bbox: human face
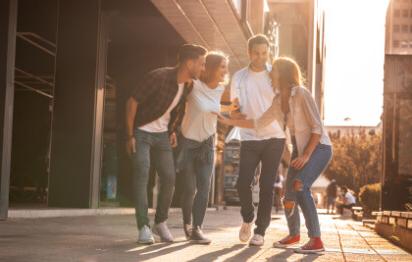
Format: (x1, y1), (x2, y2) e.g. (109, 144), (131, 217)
(248, 44), (269, 71)
(187, 55), (206, 79)
(213, 58), (229, 83)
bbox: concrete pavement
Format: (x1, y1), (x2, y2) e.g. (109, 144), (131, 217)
(0, 207), (411, 261)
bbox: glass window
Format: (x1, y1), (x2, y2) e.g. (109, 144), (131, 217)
(402, 9), (409, 17)
(392, 40), (399, 48)
(410, 25), (412, 33)
(393, 40), (400, 48)
(231, 0), (242, 17)
(402, 24), (409, 33)
(400, 40), (408, 48)
(394, 9), (401, 17)
(394, 24), (400, 32)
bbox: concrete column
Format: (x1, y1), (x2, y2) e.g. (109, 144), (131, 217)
(48, 0), (106, 208)
(0, 0), (17, 220)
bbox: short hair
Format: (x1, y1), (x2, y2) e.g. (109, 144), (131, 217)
(248, 34), (270, 51)
(177, 44), (207, 64)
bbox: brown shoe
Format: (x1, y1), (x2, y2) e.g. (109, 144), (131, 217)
(183, 224), (192, 240)
(190, 226), (211, 245)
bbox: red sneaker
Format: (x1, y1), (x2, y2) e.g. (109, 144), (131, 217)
(273, 235), (300, 248)
(294, 237), (324, 254)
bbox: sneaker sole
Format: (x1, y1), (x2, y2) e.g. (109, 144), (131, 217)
(138, 239), (155, 245)
(294, 248), (325, 254)
(190, 239), (211, 245)
(273, 241), (300, 248)
(249, 242), (264, 246)
(153, 235), (174, 243)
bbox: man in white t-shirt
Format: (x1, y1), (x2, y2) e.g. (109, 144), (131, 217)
(126, 44), (207, 244)
(337, 186), (356, 215)
(230, 35), (286, 246)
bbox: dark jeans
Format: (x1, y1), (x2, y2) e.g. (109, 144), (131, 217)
(237, 138), (285, 236)
(132, 129), (176, 229)
(177, 135), (215, 228)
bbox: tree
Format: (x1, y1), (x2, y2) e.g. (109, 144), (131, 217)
(325, 129), (382, 193)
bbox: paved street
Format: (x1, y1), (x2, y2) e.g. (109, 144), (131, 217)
(0, 208), (411, 261)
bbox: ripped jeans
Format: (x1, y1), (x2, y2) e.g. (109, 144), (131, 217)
(284, 142), (332, 238)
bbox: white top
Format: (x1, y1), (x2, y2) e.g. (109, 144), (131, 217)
(344, 192), (356, 205)
(139, 83), (184, 133)
(230, 67), (285, 141)
(181, 79), (225, 142)
(274, 174), (284, 188)
(255, 86), (332, 156)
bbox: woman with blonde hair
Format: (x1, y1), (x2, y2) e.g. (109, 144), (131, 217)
(178, 51), (234, 244)
(217, 57), (332, 253)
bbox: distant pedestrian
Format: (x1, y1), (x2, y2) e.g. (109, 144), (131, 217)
(326, 179), (338, 214)
(337, 186), (356, 215)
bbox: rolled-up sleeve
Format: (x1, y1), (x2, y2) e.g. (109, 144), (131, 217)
(254, 97), (283, 130)
(300, 89), (322, 134)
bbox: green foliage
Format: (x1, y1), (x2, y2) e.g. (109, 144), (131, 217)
(359, 183), (381, 215)
(325, 129), (382, 192)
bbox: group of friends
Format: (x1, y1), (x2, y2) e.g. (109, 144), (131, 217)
(125, 34), (333, 254)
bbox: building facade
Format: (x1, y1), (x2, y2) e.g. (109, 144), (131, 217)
(0, 0), (326, 219)
(381, 0), (412, 211)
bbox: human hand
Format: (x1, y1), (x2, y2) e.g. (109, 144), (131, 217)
(126, 137), (136, 155)
(290, 154), (310, 170)
(169, 132), (178, 148)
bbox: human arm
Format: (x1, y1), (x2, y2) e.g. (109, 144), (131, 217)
(290, 89), (323, 169)
(125, 97), (138, 155)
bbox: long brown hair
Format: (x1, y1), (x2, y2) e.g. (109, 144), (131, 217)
(272, 57), (304, 129)
(200, 51), (228, 84)
(272, 57), (303, 91)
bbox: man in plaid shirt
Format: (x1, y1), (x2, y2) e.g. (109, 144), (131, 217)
(126, 44), (207, 244)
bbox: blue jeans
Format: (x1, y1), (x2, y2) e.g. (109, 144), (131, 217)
(132, 129), (176, 229)
(237, 138), (285, 236)
(284, 143), (332, 238)
(177, 135), (215, 228)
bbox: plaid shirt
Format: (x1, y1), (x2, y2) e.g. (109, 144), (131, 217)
(131, 67), (192, 134)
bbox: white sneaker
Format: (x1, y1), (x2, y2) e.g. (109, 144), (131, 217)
(249, 234), (264, 246)
(239, 222), (253, 242)
(153, 222), (174, 242)
(138, 225), (155, 244)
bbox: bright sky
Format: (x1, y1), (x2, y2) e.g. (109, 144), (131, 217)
(323, 0), (390, 126)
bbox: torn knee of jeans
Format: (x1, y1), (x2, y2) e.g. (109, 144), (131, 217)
(293, 179), (303, 192)
(283, 200), (295, 211)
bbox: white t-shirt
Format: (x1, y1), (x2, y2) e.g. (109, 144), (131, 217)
(139, 83), (184, 133)
(181, 79), (224, 142)
(230, 67), (285, 141)
(344, 192), (356, 205)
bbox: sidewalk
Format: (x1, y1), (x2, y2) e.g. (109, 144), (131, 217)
(0, 207), (410, 261)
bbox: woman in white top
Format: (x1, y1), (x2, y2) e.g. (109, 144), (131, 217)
(217, 57), (332, 253)
(178, 51), (233, 244)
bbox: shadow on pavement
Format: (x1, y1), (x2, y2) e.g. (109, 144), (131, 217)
(223, 244), (263, 262)
(266, 248), (323, 262)
(186, 244), (245, 261)
(129, 242), (193, 261)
